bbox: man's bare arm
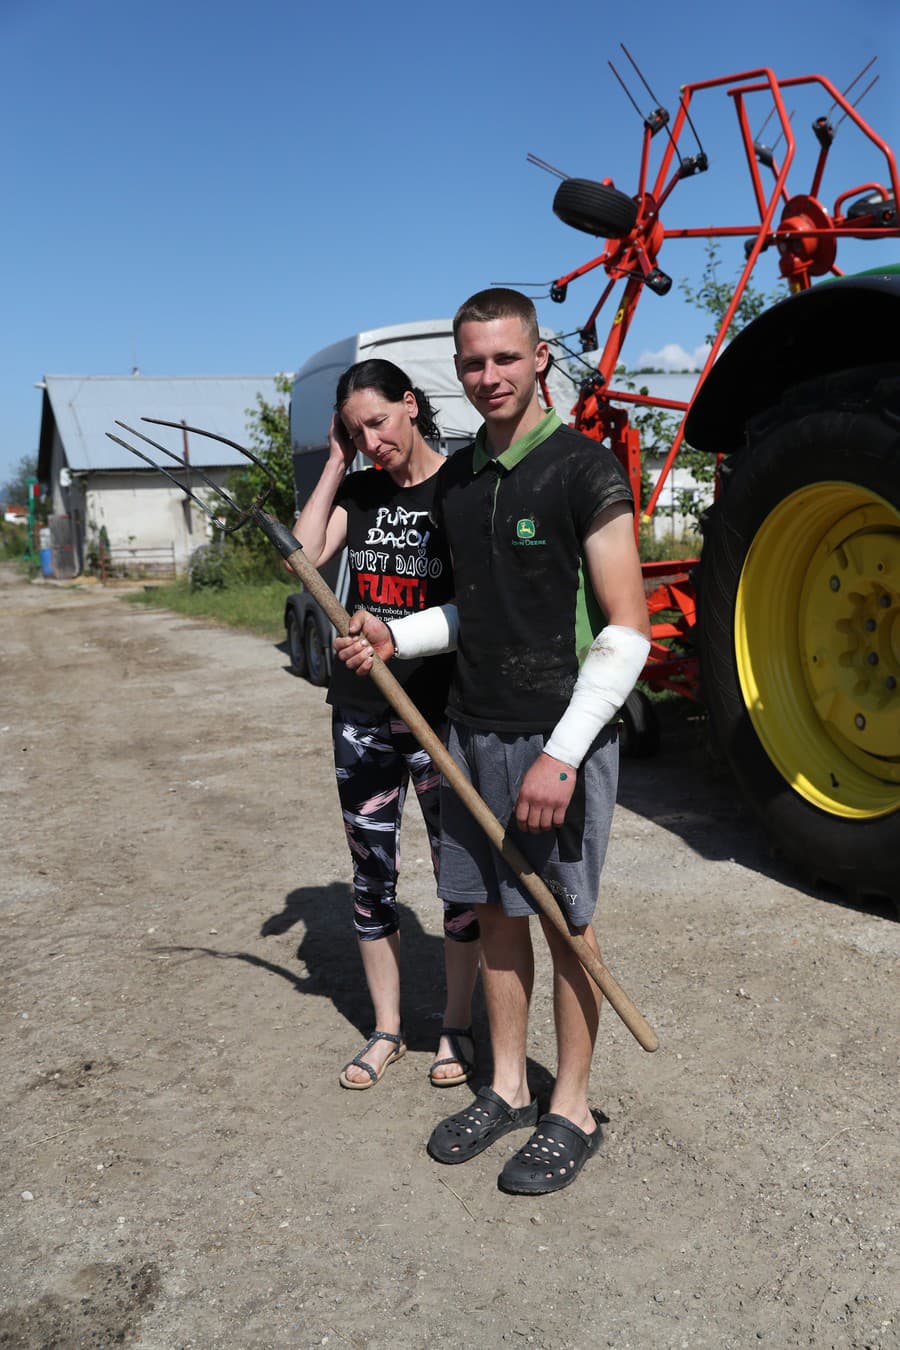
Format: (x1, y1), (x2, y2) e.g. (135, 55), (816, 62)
(514, 502), (650, 833)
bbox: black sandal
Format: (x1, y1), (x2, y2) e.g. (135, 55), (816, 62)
(428, 1026), (475, 1088)
(427, 1086), (538, 1164)
(498, 1109), (607, 1194)
(338, 1030), (406, 1090)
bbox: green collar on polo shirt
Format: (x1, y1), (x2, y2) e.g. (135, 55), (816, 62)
(472, 408), (562, 475)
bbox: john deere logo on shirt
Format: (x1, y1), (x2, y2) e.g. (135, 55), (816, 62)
(514, 517), (545, 546)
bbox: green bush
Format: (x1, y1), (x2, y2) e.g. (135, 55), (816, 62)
(0, 521), (27, 561)
(189, 538), (291, 590)
(188, 542), (228, 590)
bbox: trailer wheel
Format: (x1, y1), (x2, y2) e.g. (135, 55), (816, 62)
(552, 179), (638, 239)
(619, 687), (661, 758)
(286, 607), (307, 677)
(304, 615), (331, 688)
(697, 367), (900, 904)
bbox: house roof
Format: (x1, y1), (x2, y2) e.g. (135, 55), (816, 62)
(38, 374), (282, 475)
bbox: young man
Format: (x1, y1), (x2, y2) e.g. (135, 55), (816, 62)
(336, 288), (650, 1194)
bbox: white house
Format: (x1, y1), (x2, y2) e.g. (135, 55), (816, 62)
(37, 374), (281, 577)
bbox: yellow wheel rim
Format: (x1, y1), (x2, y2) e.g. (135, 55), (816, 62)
(735, 481), (899, 819)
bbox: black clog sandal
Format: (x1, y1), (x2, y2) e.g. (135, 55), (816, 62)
(498, 1109), (607, 1194)
(427, 1086), (538, 1163)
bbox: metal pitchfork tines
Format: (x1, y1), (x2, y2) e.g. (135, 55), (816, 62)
(107, 416), (659, 1053)
(107, 418), (276, 534)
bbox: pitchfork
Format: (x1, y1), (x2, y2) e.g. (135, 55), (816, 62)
(107, 417), (659, 1053)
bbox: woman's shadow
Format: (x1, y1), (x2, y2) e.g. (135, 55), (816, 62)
(260, 881), (448, 1051)
(259, 882), (555, 1099)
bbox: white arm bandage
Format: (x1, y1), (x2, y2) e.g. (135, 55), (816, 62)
(544, 625), (651, 769)
(386, 603), (459, 659)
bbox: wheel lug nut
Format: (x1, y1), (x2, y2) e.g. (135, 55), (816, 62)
(878, 594), (890, 608)
(865, 618), (876, 632)
(829, 576), (840, 591)
(855, 714), (866, 730)
(867, 652), (879, 665)
(887, 676), (898, 690)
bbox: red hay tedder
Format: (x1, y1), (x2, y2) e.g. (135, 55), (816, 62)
(536, 57), (899, 904)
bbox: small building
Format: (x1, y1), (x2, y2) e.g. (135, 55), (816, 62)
(37, 374), (281, 577)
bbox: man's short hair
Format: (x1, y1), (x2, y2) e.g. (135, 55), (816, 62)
(452, 287), (540, 348)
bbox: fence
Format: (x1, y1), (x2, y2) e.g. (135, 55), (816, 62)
(98, 541), (177, 582)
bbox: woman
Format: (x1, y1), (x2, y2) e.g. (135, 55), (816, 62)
(292, 359), (480, 1090)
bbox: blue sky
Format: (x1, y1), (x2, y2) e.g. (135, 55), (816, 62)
(2, 0), (898, 490)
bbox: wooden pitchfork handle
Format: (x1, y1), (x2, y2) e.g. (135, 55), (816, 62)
(261, 512), (658, 1054)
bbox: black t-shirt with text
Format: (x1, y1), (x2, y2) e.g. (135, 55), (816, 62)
(328, 465), (455, 723)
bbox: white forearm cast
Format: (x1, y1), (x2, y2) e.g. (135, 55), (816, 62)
(386, 603), (459, 659)
(544, 625), (651, 769)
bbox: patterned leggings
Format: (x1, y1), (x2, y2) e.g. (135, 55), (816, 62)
(332, 710), (479, 944)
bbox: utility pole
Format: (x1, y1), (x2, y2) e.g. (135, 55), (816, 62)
(24, 477), (39, 563)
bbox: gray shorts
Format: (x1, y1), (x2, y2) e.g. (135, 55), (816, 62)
(437, 721), (619, 924)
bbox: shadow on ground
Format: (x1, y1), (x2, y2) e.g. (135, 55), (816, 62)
(618, 698), (895, 920)
(156, 878), (559, 1100)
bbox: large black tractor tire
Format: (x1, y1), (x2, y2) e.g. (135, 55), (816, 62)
(696, 366), (900, 905)
(552, 179), (638, 239)
(619, 687), (661, 758)
(304, 614), (332, 688)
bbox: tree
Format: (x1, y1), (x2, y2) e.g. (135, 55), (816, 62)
(638, 244), (787, 533)
(217, 374), (294, 578)
(2, 453), (38, 506)
(680, 241), (784, 346)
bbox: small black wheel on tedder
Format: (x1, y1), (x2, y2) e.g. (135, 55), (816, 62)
(552, 179), (638, 238)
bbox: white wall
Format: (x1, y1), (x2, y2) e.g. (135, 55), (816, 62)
(83, 472), (224, 572)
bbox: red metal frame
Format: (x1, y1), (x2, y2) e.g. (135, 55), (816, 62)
(548, 68), (900, 696)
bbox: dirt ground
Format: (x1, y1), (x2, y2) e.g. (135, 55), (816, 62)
(1, 560), (897, 1350)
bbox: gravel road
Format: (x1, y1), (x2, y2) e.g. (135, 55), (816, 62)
(1, 563), (896, 1349)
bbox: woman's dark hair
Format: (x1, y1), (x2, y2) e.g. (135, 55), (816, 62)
(335, 359), (440, 440)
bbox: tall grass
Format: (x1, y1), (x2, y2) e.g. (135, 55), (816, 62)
(126, 578), (293, 638)
(639, 524), (701, 562)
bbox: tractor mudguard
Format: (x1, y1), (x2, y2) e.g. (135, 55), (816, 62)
(685, 271), (900, 456)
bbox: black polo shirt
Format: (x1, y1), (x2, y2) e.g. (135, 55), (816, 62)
(432, 411), (634, 733)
